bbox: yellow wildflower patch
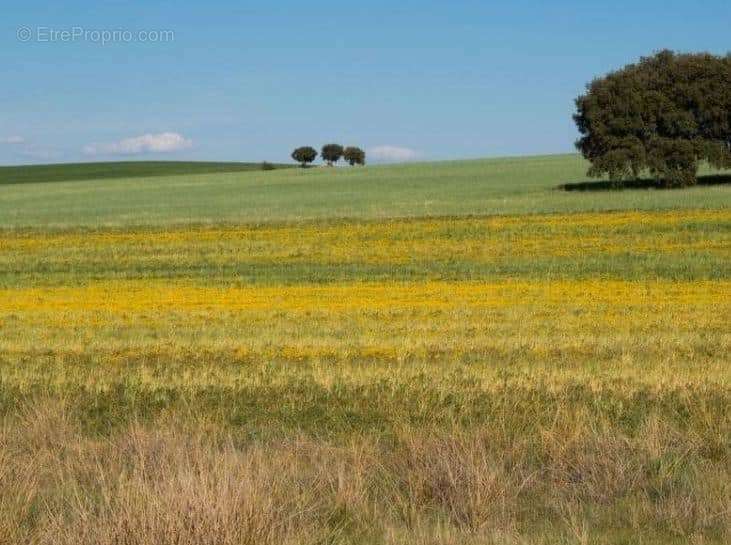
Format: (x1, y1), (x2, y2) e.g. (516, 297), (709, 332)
(2, 209), (728, 266)
(1, 279), (727, 314)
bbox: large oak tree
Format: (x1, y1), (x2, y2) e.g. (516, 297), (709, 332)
(574, 51), (731, 187)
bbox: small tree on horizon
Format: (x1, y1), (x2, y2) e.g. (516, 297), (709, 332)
(321, 144), (344, 166)
(291, 146), (318, 168)
(343, 147), (366, 166)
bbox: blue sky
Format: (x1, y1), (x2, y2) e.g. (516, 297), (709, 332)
(1, 0), (729, 165)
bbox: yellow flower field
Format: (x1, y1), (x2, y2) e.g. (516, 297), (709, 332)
(2, 209), (728, 273)
(1, 278), (727, 313)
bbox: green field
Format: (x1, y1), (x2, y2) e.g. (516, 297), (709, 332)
(1, 155), (729, 545)
(1, 154), (729, 228)
(0, 160), (290, 187)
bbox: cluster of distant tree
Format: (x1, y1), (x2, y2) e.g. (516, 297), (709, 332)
(291, 144), (366, 168)
(575, 50), (731, 188)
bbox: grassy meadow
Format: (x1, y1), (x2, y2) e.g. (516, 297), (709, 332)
(0, 155), (729, 544)
(1, 154), (729, 228)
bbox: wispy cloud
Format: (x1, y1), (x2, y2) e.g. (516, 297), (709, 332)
(83, 132), (192, 155)
(0, 136), (25, 145)
(368, 145), (421, 162)
(0, 137), (62, 163)
(18, 147), (62, 161)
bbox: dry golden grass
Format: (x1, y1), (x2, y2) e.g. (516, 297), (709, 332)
(1, 402), (728, 545)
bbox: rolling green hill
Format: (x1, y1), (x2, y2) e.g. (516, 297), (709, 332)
(0, 154), (728, 229)
(0, 160), (289, 186)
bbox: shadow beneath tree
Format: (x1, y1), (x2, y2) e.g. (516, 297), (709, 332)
(558, 174), (731, 192)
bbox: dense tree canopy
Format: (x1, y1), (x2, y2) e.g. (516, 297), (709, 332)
(321, 144), (344, 166)
(343, 146), (366, 166)
(574, 51), (731, 187)
(291, 146), (318, 167)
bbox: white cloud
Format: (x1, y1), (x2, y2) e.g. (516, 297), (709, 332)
(368, 145), (421, 162)
(83, 132), (193, 155)
(18, 148), (62, 161)
(1, 136), (25, 145)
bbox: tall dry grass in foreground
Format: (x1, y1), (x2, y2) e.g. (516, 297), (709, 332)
(1, 400), (728, 545)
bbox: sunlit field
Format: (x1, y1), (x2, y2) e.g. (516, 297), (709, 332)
(1, 156), (729, 544)
(2, 155), (729, 228)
